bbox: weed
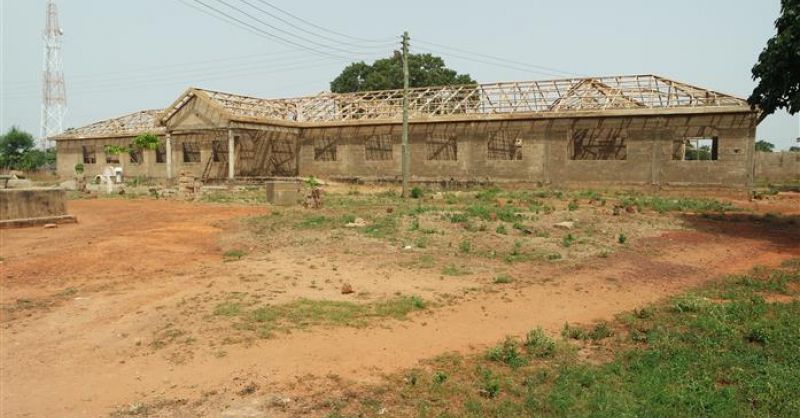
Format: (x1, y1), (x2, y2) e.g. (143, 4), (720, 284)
(296, 215), (330, 229)
(588, 321), (613, 341)
(486, 337), (527, 368)
(524, 327), (556, 358)
(546, 253), (563, 261)
(496, 224), (508, 235)
(410, 187), (424, 199)
(363, 216), (397, 238)
(618, 233), (627, 244)
(493, 274), (514, 284)
(479, 369), (501, 398)
(567, 200), (579, 211)
(442, 264), (471, 276)
(223, 249), (247, 261)
(562, 234), (575, 248)
(561, 323), (588, 340)
(673, 297), (707, 313)
(214, 302), (243, 316)
(459, 240), (472, 254)
(433, 371), (449, 384)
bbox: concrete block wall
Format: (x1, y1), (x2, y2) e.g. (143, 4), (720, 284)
(755, 151), (800, 183)
(56, 111), (759, 191)
(299, 112), (758, 190)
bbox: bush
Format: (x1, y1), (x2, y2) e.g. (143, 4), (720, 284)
(74, 163), (85, 174)
(562, 323), (588, 340)
(410, 187), (423, 199)
(525, 327), (556, 358)
(486, 337), (527, 368)
(589, 321), (613, 341)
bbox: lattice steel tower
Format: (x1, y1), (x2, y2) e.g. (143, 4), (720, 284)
(40, 0), (66, 149)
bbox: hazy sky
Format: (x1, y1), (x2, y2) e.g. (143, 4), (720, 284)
(1, 0), (798, 149)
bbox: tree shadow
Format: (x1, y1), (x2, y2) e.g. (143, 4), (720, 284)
(679, 212), (800, 252)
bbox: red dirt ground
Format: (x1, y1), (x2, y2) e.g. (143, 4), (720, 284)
(1, 197), (798, 417)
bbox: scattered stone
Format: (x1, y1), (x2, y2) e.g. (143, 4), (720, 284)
(553, 221), (574, 230)
(238, 382), (259, 396)
(495, 198), (508, 208)
(612, 206), (622, 216)
(432, 192), (444, 200)
(341, 283), (354, 294)
(43, 223), (58, 229)
(403, 245), (413, 250)
(345, 217), (368, 228)
(625, 206), (637, 214)
(386, 207), (394, 214)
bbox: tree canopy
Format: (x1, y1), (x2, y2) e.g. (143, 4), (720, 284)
(330, 52), (476, 93)
(755, 140), (776, 152)
(748, 0), (800, 119)
(0, 127), (56, 171)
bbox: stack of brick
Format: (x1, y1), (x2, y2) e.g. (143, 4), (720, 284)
(177, 172), (202, 199)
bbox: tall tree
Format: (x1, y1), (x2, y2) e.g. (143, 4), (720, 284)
(0, 126), (35, 169)
(755, 140), (776, 152)
(748, 0), (800, 119)
(331, 52), (476, 93)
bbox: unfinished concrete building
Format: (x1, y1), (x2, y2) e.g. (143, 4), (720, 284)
(54, 74), (759, 192)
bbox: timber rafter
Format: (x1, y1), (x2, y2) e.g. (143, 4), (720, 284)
(55, 74), (752, 140)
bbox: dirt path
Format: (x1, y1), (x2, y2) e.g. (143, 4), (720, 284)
(1, 200), (798, 417)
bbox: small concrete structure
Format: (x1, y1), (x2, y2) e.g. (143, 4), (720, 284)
(0, 188), (77, 228)
(265, 181), (303, 206)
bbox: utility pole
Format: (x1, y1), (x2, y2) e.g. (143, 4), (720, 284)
(41, 0), (66, 150)
(401, 31), (410, 197)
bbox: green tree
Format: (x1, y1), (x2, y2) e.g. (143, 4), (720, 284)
(0, 126), (35, 169)
(748, 0), (800, 119)
(330, 52), (476, 93)
(789, 145), (800, 152)
(755, 140), (776, 152)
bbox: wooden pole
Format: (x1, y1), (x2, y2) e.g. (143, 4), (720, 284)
(401, 31), (410, 198)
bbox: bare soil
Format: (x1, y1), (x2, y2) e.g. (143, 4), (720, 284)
(1, 192), (798, 417)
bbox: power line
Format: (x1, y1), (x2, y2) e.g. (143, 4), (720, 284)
(3, 49), (330, 93)
(415, 39), (582, 78)
(234, 0), (395, 50)
(413, 46), (573, 79)
(190, 0), (385, 59)
(184, 0), (347, 59)
(5, 58), (347, 101)
(249, 0), (396, 44)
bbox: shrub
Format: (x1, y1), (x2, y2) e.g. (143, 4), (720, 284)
(525, 327), (556, 358)
(568, 200), (579, 211)
(74, 163), (85, 174)
(561, 323), (588, 340)
(562, 234), (575, 247)
(486, 337), (527, 368)
(432, 371), (448, 384)
(589, 321), (613, 341)
(410, 187), (423, 199)
(618, 233), (627, 244)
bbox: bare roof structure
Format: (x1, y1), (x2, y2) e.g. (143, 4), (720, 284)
(56, 74), (753, 139)
(55, 109), (164, 139)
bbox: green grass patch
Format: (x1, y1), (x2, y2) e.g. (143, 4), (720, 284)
(216, 295), (429, 336)
(329, 261), (800, 417)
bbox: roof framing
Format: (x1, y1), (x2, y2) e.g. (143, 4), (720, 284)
(54, 109), (164, 140)
(56, 74), (753, 140)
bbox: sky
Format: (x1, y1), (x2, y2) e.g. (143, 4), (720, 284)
(1, 0), (798, 149)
